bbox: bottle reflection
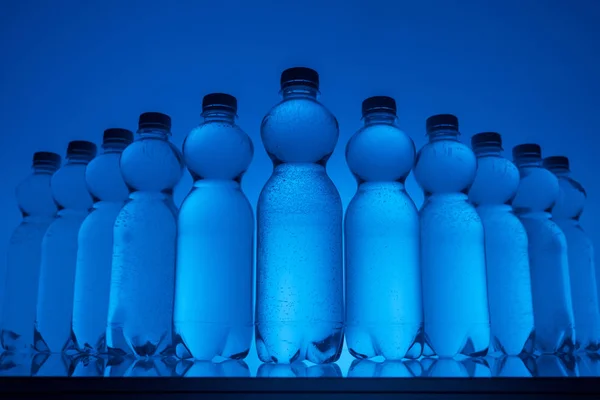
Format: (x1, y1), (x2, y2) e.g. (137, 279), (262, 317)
(0, 352), (34, 376)
(31, 353), (75, 376)
(421, 357), (490, 377)
(104, 356), (176, 377)
(348, 359), (422, 377)
(487, 355), (533, 377)
(575, 353), (600, 377)
(258, 362), (342, 377)
(175, 359), (250, 377)
(70, 354), (106, 377)
(532, 354), (578, 377)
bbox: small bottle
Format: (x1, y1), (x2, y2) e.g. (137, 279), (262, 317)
(256, 67), (344, 364)
(174, 93), (254, 360)
(107, 112), (184, 358)
(71, 128), (134, 355)
(35, 141), (97, 353)
(413, 114), (490, 358)
(512, 144), (575, 354)
(544, 155), (599, 353)
(468, 132), (535, 355)
(1, 152), (61, 352)
(344, 96), (422, 360)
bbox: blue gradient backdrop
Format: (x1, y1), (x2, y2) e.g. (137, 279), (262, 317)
(0, 0), (598, 375)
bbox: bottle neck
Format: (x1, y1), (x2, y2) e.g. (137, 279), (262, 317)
(282, 84), (318, 100)
(66, 155), (92, 165)
(202, 109), (236, 124)
(473, 145), (502, 157)
(363, 111), (396, 125)
(33, 164), (58, 174)
(548, 167), (571, 177)
(102, 141), (129, 153)
(138, 127), (170, 140)
(514, 156), (541, 168)
(427, 128), (459, 142)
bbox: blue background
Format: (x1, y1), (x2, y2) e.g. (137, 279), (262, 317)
(1, 0), (599, 375)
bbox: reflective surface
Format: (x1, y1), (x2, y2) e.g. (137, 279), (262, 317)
(0, 352), (594, 377)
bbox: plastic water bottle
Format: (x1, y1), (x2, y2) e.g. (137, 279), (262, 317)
(468, 132), (535, 355)
(71, 129), (133, 355)
(174, 93), (254, 360)
(107, 112), (184, 358)
(35, 141), (97, 353)
(1, 152), (61, 352)
(256, 67), (344, 364)
(544, 155), (599, 352)
(512, 144), (575, 354)
(344, 96), (422, 360)
(413, 114), (490, 358)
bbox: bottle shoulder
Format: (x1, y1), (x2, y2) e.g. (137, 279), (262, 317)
(346, 123), (416, 183)
(260, 98), (339, 164)
(469, 156), (520, 206)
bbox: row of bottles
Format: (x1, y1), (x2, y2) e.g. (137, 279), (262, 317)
(0, 67), (596, 365)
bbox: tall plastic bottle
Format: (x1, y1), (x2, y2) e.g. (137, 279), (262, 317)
(107, 112), (184, 359)
(256, 67), (344, 364)
(71, 129), (134, 355)
(344, 96), (422, 360)
(512, 144), (575, 354)
(174, 93), (254, 360)
(413, 114), (490, 358)
(468, 132), (535, 355)
(544, 156), (599, 352)
(35, 141), (97, 353)
(1, 152), (61, 352)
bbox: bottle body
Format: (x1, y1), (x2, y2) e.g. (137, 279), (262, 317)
(107, 124), (183, 359)
(174, 181), (254, 360)
(256, 163), (344, 364)
(477, 205), (534, 355)
(2, 160), (59, 353)
(2, 217), (53, 352)
(413, 120), (490, 358)
(519, 213), (575, 353)
(35, 210), (89, 353)
(72, 202), (124, 354)
(72, 139), (131, 355)
(35, 155), (94, 354)
(556, 219), (600, 352)
(419, 194), (490, 357)
(345, 182), (422, 360)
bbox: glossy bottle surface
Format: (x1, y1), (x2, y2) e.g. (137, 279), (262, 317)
(175, 94), (254, 361)
(413, 115), (489, 358)
(72, 129), (132, 355)
(513, 145), (575, 354)
(256, 68), (343, 364)
(1, 152), (60, 353)
(469, 133), (535, 356)
(545, 156), (599, 353)
(107, 113), (184, 359)
(345, 96), (422, 360)
(35, 142), (96, 353)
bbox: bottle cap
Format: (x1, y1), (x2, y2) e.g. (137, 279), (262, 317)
(67, 140), (97, 159)
(426, 114), (459, 133)
(543, 155), (570, 171)
(280, 67), (319, 90)
(362, 96), (397, 117)
(103, 128), (134, 145)
(138, 112), (171, 131)
(471, 132), (502, 148)
(202, 93), (238, 114)
(33, 151), (61, 169)
(512, 143), (541, 160)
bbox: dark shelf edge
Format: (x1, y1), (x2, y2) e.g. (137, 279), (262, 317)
(0, 377), (598, 394)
